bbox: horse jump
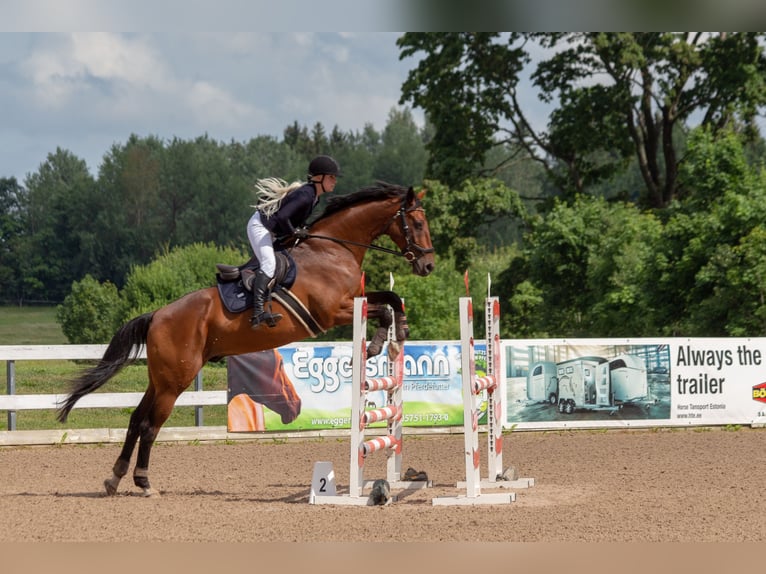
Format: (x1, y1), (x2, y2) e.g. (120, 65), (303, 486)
(310, 297), (429, 505)
(433, 296), (534, 506)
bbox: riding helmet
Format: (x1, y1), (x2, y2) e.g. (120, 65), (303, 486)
(308, 155), (341, 177)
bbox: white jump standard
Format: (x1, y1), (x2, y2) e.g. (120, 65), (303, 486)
(433, 296), (534, 506)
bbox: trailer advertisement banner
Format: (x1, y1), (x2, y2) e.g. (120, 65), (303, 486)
(226, 338), (766, 432)
(504, 338), (766, 429)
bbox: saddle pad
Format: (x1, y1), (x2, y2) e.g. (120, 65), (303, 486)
(216, 278), (253, 314)
(215, 251), (297, 314)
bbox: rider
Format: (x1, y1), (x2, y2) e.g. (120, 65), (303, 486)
(246, 154), (341, 328)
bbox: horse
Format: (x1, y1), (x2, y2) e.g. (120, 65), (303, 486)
(56, 182), (435, 496)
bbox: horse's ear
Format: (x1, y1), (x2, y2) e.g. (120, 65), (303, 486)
(406, 186), (423, 206)
(417, 188), (426, 200)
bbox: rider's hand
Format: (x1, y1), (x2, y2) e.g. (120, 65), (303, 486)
(293, 227), (309, 240)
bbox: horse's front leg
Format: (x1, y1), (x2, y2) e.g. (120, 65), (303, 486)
(365, 291), (409, 357)
(366, 304), (393, 357)
(367, 290), (409, 341)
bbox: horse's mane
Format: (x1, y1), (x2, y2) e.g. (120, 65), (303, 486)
(311, 181), (408, 225)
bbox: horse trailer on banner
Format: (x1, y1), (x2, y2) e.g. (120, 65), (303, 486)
(556, 354), (649, 414)
(555, 356), (606, 414)
(602, 353), (649, 404)
(527, 361), (559, 404)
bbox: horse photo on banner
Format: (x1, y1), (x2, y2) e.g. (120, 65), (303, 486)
(227, 349), (302, 432)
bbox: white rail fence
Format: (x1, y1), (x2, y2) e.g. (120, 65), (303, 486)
(1, 345), (226, 432)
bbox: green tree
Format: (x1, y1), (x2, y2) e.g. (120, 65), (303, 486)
(399, 33), (527, 188)
(22, 148), (98, 301)
(373, 107), (428, 186)
(172, 136), (251, 247)
(0, 177), (25, 302)
(398, 32), (766, 206)
(56, 275), (122, 343)
(424, 178), (528, 272)
(96, 135), (167, 286)
(500, 196), (662, 337)
(651, 127), (766, 336)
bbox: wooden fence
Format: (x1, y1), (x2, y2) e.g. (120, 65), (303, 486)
(1, 345), (225, 432)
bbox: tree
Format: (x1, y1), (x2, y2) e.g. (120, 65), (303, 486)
(96, 135), (167, 286)
(423, 178), (528, 272)
(119, 242), (249, 321)
(499, 195), (662, 337)
(56, 275), (122, 343)
(373, 107), (428, 186)
(0, 177), (25, 302)
(22, 148), (98, 302)
(172, 136), (251, 247)
(649, 127), (766, 336)
(398, 32), (766, 207)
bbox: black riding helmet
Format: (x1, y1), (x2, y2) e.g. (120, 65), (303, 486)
(308, 155), (341, 178)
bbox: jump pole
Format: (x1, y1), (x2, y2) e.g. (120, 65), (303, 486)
(310, 296), (429, 505)
(433, 295), (533, 506)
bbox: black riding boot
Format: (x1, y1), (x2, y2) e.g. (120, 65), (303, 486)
(250, 269), (282, 329)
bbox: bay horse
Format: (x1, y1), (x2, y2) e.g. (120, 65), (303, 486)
(57, 182), (435, 496)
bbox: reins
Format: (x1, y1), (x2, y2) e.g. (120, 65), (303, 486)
(294, 198), (435, 262)
(295, 232), (406, 257)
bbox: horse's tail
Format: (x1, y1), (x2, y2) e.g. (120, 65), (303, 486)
(56, 312), (154, 423)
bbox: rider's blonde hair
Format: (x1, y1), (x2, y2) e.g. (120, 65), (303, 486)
(253, 177), (304, 217)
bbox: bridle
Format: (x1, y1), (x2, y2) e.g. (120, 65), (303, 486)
(390, 202), (436, 262)
(294, 195), (435, 262)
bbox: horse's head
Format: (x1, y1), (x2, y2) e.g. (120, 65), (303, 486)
(385, 186), (436, 277)
(310, 182), (436, 277)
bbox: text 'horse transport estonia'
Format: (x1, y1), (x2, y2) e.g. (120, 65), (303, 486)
(57, 182), (435, 496)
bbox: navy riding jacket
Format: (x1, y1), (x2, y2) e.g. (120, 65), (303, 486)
(259, 183), (318, 236)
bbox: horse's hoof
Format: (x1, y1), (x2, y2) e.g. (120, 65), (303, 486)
(104, 478), (119, 496)
(367, 343), (382, 357)
(140, 487), (160, 498)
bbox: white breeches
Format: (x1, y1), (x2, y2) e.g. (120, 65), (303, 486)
(246, 211), (276, 277)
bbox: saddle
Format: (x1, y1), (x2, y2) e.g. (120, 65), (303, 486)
(215, 251), (325, 337)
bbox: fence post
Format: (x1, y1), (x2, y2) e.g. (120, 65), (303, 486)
(6, 360), (16, 431)
(194, 371), (203, 426)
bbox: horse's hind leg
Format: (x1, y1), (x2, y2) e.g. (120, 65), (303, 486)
(132, 390), (178, 497)
(104, 387), (156, 496)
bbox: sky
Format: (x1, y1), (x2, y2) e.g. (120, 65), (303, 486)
(0, 31), (427, 182)
(2, 2), (763, 184)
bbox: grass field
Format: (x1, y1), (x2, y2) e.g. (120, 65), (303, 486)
(0, 305), (67, 345)
(1, 306), (229, 431)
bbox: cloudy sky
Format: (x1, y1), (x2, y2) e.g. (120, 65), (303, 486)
(0, 31), (428, 182)
(3, 2), (759, 185)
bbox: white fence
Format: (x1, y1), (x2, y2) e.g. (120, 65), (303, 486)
(1, 345), (226, 432)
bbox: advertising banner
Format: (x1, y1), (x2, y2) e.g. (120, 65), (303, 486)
(227, 338), (766, 432)
(504, 338), (766, 429)
(227, 340), (489, 432)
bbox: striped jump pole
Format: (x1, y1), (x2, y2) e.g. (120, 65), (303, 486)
(433, 296), (533, 506)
